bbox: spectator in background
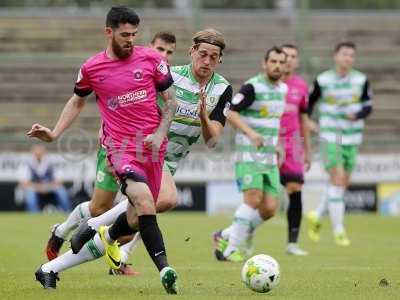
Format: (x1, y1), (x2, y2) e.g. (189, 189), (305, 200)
(19, 144), (70, 212)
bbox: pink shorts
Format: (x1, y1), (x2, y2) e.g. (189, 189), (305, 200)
(106, 149), (164, 201)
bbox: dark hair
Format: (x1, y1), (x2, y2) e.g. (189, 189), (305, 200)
(151, 31), (176, 44)
(335, 41), (356, 53)
(106, 6), (140, 29)
(264, 46), (287, 61)
(281, 43), (298, 51)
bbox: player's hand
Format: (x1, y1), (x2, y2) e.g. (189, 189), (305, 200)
(307, 119), (319, 133)
(198, 88), (208, 121)
(304, 152), (312, 172)
(249, 132), (264, 148)
(35, 183), (50, 193)
(276, 145), (285, 168)
(347, 113), (357, 121)
(143, 133), (163, 152)
(26, 123), (56, 142)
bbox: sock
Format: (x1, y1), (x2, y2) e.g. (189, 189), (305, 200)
(315, 186), (329, 220)
(138, 215), (168, 272)
(108, 212), (137, 241)
(249, 208), (264, 235)
(120, 233), (142, 263)
(55, 201), (91, 239)
(287, 191), (302, 244)
(42, 233), (104, 273)
(327, 185), (346, 234)
(221, 208), (262, 241)
(221, 226), (232, 240)
(224, 203), (256, 256)
(88, 199), (129, 230)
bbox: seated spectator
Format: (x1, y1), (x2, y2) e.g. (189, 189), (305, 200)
(19, 144), (70, 212)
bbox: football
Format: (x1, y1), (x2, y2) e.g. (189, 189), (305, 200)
(241, 254), (280, 293)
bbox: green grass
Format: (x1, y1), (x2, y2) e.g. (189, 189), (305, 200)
(0, 212), (399, 299)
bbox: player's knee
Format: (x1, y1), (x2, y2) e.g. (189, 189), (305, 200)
(334, 177), (346, 187)
(137, 198), (156, 214)
(89, 201), (112, 217)
(157, 190), (178, 213)
(286, 183), (302, 193)
(244, 190), (263, 208)
(258, 202), (277, 220)
(128, 190), (155, 214)
(331, 174), (344, 187)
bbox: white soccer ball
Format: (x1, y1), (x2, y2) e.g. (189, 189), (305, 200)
(241, 254), (280, 293)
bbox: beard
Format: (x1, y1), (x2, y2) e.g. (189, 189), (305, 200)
(112, 38), (133, 59)
(268, 71), (282, 82)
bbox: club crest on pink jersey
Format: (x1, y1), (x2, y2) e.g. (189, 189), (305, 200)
(133, 69), (143, 81)
(107, 97), (119, 111)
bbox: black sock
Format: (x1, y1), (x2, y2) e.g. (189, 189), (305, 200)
(138, 214), (168, 272)
(287, 191), (302, 244)
(108, 212), (137, 241)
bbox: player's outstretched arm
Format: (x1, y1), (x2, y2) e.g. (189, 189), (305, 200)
(144, 86), (177, 151)
(27, 94), (87, 142)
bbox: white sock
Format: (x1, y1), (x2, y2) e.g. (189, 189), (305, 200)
(221, 208), (262, 241)
(315, 186), (329, 220)
(327, 185), (346, 234)
(55, 201), (91, 239)
(221, 226), (232, 240)
(41, 233), (104, 273)
(224, 203), (256, 256)
(120, 233), (142, 263)
(87, 199), (129, 230)
(104, 227), (115, 244)
(249, 209), (264, 235)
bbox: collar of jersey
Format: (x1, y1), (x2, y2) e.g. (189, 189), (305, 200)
(332, 68), (353, 80)
(259, 73), (280, 88)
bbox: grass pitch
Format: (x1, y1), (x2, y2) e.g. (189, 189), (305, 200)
(0, 212), (399, 299)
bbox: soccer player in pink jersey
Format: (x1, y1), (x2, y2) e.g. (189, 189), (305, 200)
(28, 6), (178, 293)
(279, 44), (311, 256)
(43, 31), (177, 277)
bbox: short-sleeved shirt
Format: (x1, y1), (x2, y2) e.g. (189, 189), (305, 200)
(231, 73), (287, 168)
(164, 64), (232, 174)
(280, 74), (308, 138)
(308, 69), (372, 145)
(74, 46), (173, 156)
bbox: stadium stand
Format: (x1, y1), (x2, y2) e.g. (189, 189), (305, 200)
(0, 11), (399, 152)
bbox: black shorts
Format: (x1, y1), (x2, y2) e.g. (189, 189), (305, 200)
(280, 173), (304, 186)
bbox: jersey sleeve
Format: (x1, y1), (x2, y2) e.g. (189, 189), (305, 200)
(307, 79), (321, 116)
(355, 79), (373, 119)
(209, 85), (233, 126)
(152, 55), (174, 92)
(230, 83), (256, 112)
(73, 64), (92, 97)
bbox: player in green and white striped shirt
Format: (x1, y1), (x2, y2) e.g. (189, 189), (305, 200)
(306, 41), (373, 246)
(214, 46), (288, 262)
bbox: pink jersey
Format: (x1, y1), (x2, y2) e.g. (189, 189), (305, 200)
(74, 46), (172, 157)
(279, 74), (308, 176)
(280, 74), (308, 138)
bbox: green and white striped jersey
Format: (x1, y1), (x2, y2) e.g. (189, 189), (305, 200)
(231, 73), (287, 167)
(309, 69), (372, 145)
(164, 64), (232, 175)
